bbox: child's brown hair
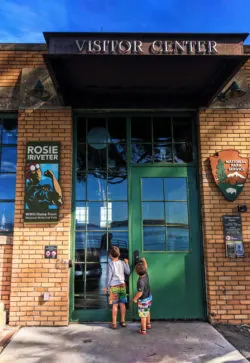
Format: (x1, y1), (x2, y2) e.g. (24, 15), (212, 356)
(110, 246), (120, 258)
(135, 260), (146, 276)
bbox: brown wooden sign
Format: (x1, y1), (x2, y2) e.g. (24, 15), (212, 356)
(210, 150), (249, 201)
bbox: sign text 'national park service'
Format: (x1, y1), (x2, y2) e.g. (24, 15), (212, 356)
(210, 150), (249, 201)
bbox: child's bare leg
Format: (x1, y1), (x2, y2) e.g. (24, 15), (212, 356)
(141, 317), (146, 331)
(119, 303), (126, 322)
(146, 312), (151, 326)
(112, 304), (118, 325)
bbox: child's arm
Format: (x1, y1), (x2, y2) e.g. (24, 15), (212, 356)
(123, 259), (130, 275)
(103, 262), (112, 293)
(141, 257), (147, 270)
(133, 291), (143, 303)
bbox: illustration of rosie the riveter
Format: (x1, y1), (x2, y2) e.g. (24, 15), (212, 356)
(25, 163), (63, 212)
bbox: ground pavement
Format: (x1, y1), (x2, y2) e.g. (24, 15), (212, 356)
(0, 322), (247, 363)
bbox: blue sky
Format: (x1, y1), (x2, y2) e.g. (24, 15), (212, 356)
(0, 0), (249, 43)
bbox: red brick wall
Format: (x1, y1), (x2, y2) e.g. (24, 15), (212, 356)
(9, 109), (72, 326)
(0, 243), (13, 314)
(199, 109), (250, 324)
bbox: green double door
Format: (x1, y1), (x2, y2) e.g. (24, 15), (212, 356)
(130, 166), (205, 319)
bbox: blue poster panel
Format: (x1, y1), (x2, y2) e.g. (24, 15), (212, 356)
(24, 142), (62, 222)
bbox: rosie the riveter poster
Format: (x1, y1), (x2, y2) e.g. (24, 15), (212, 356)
(24, 142), (63, 222)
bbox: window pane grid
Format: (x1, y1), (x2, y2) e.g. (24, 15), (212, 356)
(0, 117), (17, 234)
(75, 117), (128, 309)
(141, 177), (190, 252)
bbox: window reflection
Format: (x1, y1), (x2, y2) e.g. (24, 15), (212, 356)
(143, 226), (166, 251)
(153, 144), (172, 163)
(142, 178), (164, 201)
(0, 175), (16, 199)
(131, 117), (151, 142)
(108, 144), (127, 169)
(165, 178), (187, 201)
(132, 144), (153, 164)
(108, 178), (127, 201)
(0, 202), (14, 232)
(2, 119), (17, 144)
(165, 202), (188, 225)
(167, 227), (189, 251)
(87, 174), (107, 201)
(143, 202), (164, 225)
(0, 147), (17, 172)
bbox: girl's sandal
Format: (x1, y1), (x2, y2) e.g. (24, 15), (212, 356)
(109, 323), (117, 329)
(119, 321), (127, 327)
(138, 329), (146, 335)
(146, 324), (152, 329)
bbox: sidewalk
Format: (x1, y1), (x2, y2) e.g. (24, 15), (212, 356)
(0, 325), (19, 354)
(0, 322), (247, 363)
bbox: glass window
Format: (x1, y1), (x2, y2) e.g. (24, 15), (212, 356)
(165, 178), (187, 201)
(131, 144), (153, 164)
(142, 177), (190, 252)
(131, 117), (152, 142)
(142, 202), (164, 225)
(143, 226), (166, 251)
(153, 117), (171, 142)
(165, 202), (188, 225)
(108, 118), (126, 143)
(0, 202), (15, 232)
(87, 174), (107, 201)
(108, 178), (127, 201)
(0, 116), (17, 234)
(142, 178), (164, 201)
(167, 227), (189, 251)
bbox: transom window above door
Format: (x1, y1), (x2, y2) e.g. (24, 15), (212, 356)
(141, 177), (190, 252)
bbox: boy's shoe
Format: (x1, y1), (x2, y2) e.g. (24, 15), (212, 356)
(138, 329), (146, 335)
(146, 324), (152, 329)
(109, 323), (117, 329)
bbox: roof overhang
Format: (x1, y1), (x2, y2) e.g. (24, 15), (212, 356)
(43, 32), (249, 109)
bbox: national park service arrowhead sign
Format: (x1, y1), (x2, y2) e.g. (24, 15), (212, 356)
(210, 150), (249, 201)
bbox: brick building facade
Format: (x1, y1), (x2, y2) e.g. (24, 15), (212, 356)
(0, 33), (249, 326)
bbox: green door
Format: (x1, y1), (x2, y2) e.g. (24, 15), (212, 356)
(131, 166), (205, 319)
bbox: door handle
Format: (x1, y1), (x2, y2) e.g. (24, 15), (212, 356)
(134, 250), (140, 266)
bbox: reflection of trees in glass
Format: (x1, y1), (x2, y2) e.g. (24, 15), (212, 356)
(132, 144), (152, 164)
(77, 143), (127, 185)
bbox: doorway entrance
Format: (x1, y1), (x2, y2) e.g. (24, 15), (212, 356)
(131, 167), (205, 319)
(70, 113), (205, 321)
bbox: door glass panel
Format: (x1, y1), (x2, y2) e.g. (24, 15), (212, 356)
(75, 232), (86, 261)
(143, 226), (166, 251)
(165, 202), (188, 225)
(142, 202), (164, 225)
(141, 176), (189, 252)
(165, 178), (187, 201)
(142, 178), (164, 201)
(167, 227), (189, 251)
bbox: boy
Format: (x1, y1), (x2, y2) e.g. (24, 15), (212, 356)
(103, 246), (130, 329)
(133, 257), (152, 335)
